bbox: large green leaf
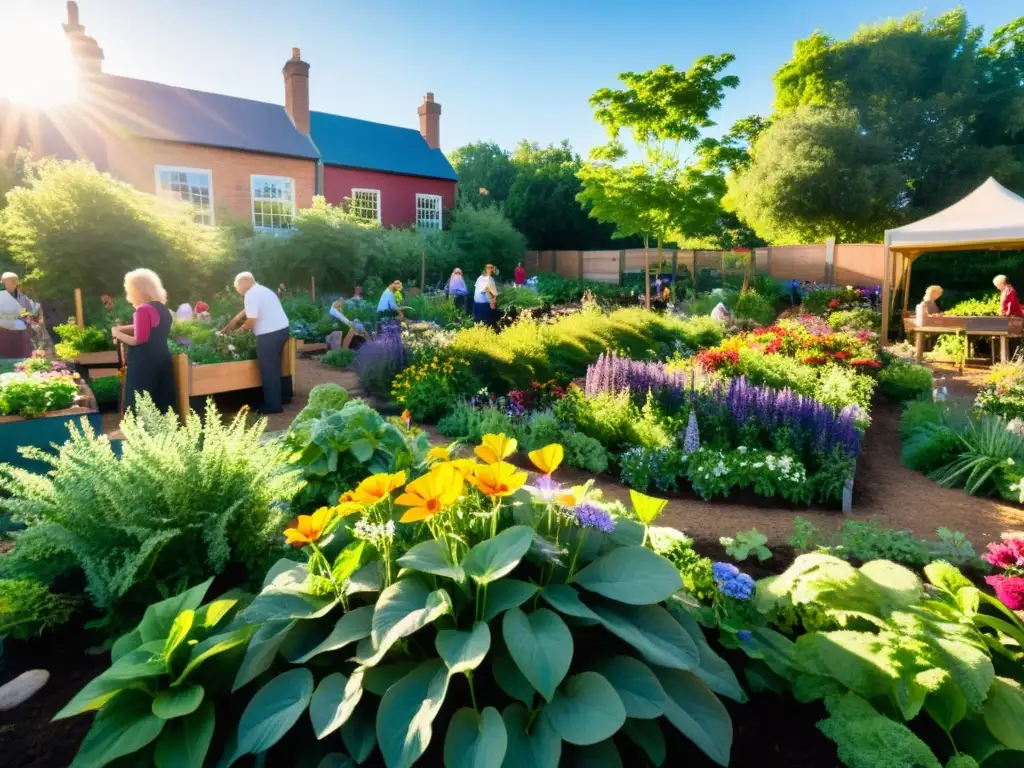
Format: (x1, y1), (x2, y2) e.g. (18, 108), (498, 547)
(591, 657), (664, 719)
(152, 684), (204, 719)
(571, 547), (681, 605)
(437, 622), (491, 675)
(503, 608), (573, 703)
(540, 585), (599, 624)
(820, 692), (942, 768)
(501, 703), (561, 768)
(318, 755), (356, 768)
(333, 540), (370, 584)
(309, 671), (364, 739)
(138, 578), (214, 644)
(294, 605), (374, 663)
(263, 558), (309, 591)
(492, 645), (536, 705)
(544, 672), (626, 746)
(225, 668), (315, 765)
(397, 539), (466, 582)
(667, 607), (747, 702)
(984, 677), (1024, 751)
(70, 690), (165, 768)
(55, 645), (168, 719)
(361, 661), (419, 696)
(359, 579), (452, 666)
(232, 620), (295, 692)
(173, 626), (255, 686)
(462, 526), (535, 585)
(111, 628), (143, 663)
(444, 706), (508, 768)
(621, 718), (665, 766)
(238, 591), (336, 624)
(924, 562), (974, 596)
(565, 741), (623, 767)
(376, 659), (451, 768)
(342, 703), (378, 764)
(589, 602), (698, 671)
(484, 580), (538, 622)
(154, 700), (215, 768)
(658, 668), (732, 766)
(932, 637), (995, 715)
(347, 561), (385, 596)
(162, 610), (194, 659)
(794, 631), (896, 701)
(194, 597), (241, 633)
(924, 675), (967, 734)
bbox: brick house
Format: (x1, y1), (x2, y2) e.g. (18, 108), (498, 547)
(0, 1), (456, 231)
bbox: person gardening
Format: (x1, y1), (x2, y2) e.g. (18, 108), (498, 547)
(915, 285), (944, 326)
(473, 264), (499, 327)
(0, 272), (40, 359)
(514, 262), (527, 286)
(376, 280), (404, 323)
(994, 275), (1024, 317)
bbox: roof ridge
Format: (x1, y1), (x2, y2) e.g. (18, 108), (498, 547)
(310, 110), (422, 135)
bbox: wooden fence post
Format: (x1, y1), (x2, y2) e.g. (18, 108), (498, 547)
(74, 288), (84, 329)
(671, 251), (678, 280)
(172, 353), (190, 425)
(577, 250), (584, 280)
(825, 237), (836, 284)
(552, 251), (558, 276)
(310, 276), (316, 301)
(619, 250), (626, 285)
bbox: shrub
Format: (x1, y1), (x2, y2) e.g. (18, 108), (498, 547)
(878, 359), (933, 402)
(515, 410), (563, 451)
(497, 285), (543, 311)
(321, 348), (354, 368)
(447, 204), (527, 278)
(900, 422), (963, 473)
(813, 364), (876, 412)
(561, 429), (610, 473)
(827, 308), (881, 332)
(734, 290), (777, 326)
(89, 375), (121, 406)
(735, 348), (818, 394)
(57, 440), (738, 768)
(391, 358), (479, 422)
(0, 578), (76, 638)
(53, 323), (114, 359)
(0, 396), (303, 630)
(533, 273), (640, 305)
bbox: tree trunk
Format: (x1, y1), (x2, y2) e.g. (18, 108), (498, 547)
(644, 236), (651, 310)
(741, 250), (753, 293)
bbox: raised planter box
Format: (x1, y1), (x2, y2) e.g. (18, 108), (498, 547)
(69, 350), (122, 381)
(171, 338), (297, 423)
(0, 380), (102, 471)
(296, 341), (328, 354)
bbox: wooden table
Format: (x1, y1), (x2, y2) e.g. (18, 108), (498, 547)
(903, 313), (1023, 366)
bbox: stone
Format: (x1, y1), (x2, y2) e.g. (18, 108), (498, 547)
(0, 669), (50, 711)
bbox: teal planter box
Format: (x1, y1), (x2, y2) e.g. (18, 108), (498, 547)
(0, 390), (101, 472)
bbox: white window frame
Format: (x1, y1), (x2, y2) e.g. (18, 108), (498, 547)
(350, 188), (382, 223)
(415, 193), (443, 230)
(250, 174), (296, 233)
(154, 165), (215, 225)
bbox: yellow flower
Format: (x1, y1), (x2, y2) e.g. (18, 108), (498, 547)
(395, 463), (464, 522)
(447, 458), (480, 478)
(474, 433), (517, 464)
(283, 506), (334, 547)
(470, 461), (528, 498)
(426, 446), (450, 464)
(528, 443), (564, 476)
(351, 471), (407, 504)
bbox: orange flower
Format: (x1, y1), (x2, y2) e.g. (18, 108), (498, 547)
(470, 461), (528, 498)
(474, 433), (517, 464)
(283, 506), (335, 547)
(395, 463), (464, 522)
(351, 471), (407, 504)
(426, 446), (450, 464)
(528, 443), (563, 475)
(402, 409), (411, 426)
(338, 490), (357, 503)
(447, 458), (480, 478)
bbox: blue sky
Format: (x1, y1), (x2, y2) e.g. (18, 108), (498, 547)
(1, 0), (1020, 157)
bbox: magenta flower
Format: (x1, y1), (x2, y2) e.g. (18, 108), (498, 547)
(985, 575), (1024, 611)
(981, 535), (1024, 572)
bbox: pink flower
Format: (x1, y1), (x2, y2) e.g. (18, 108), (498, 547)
(985, 575), (1024, 611)
(982, 535), (1024, 571)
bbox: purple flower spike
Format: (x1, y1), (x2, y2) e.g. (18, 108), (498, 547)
(571, 504), (615, 533)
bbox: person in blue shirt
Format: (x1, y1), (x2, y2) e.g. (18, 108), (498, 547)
(446, 268), (470, 312)
(376, 280), (403, 322)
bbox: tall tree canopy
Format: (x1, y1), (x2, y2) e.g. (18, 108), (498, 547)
(727, 9), (1024, 243)
(446, 141), (517, 209)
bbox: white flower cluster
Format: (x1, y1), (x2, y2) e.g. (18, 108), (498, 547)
(353, 518), (395, 542)
(648, 526), (692, 556)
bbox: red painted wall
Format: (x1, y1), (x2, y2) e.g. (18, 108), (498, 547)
(322, 166), (456, 227)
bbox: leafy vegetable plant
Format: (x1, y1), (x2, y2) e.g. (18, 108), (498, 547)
(720, 529), (772, 562)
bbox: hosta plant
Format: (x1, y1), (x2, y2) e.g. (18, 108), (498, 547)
(59, 435), (741, 767)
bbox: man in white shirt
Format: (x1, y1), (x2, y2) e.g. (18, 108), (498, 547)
(221, 272), (291, 414)
(473, 264), (499, 326)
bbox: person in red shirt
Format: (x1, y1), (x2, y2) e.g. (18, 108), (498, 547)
(994, 275), (1024, 317)
(514, 263), (527, 286)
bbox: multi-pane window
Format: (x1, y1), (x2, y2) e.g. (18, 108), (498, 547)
(416, 194), (443, 229)
(251, 175), (295, 231)
(350, 189), (381, 222)
(156, 166), (213, 225)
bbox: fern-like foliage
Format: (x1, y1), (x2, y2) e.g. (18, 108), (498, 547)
(0, 395), (304, 630)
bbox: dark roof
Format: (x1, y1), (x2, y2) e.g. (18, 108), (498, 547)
(89, 75), (319, 160)
(309, 111), (457, 181)
(0, 100), (110, 169)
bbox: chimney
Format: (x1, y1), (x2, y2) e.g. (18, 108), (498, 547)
(418, 92), (441, 150)
(283, 47), (310, 135)
(62, 1), (104, 76)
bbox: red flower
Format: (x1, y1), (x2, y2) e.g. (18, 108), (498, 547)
(803, 356), (827, 365)
(985, 575), (1024, 611)
(828, 298), (840, 309)
(834, 351), (851, 360)
(850, 359), (881, 368)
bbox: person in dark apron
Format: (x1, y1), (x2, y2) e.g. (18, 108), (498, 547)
(111, 269), (175, 415)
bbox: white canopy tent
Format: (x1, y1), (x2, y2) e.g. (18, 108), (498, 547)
(881, 178), (1024, 341)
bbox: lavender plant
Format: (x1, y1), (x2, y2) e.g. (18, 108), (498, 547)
(584, 352), (687, 398)
(354, 322), (405, 394)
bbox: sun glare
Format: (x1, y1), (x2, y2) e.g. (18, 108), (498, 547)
(0, 18), (78, 106)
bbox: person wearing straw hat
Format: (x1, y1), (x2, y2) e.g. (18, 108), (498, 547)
(0, 272), (40, 359)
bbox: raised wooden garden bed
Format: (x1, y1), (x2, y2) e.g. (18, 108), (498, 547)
(0, 380), (101, 471)
(296, 340), (328, 353)
(69, 350), (121, 380)
(171, 337), (297, 422)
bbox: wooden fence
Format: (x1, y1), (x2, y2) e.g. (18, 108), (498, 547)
(524, 241), (886, 287)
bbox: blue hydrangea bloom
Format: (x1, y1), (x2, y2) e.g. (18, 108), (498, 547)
(713, 561), (755, 601)
(737, 629), (753, 642)
(572, 504), (615, 533)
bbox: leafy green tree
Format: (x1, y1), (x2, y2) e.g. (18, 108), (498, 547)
(578, 56), (740, 306)
(729, 9), (1024, 243)
(447, 141), (517, 208)
(0, 158), (231, 303)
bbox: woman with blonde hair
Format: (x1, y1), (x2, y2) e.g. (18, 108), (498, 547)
(915, 285), (944, 326)
(112, 268), (174, 415)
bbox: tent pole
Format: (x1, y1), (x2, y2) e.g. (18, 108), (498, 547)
(881, 235), (891, 342)
(902, 258), (913, 313)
